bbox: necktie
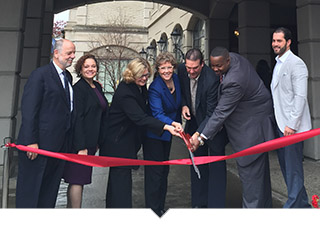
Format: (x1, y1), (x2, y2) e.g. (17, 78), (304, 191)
(220, 74), (223, 82)
(62, 71), (71, 111)
(190, 78), (197, 116)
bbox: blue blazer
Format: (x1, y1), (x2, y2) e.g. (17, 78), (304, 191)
(147, 73), (182, 141)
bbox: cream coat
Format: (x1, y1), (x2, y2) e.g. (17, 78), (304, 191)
(271, 50), (311, 133)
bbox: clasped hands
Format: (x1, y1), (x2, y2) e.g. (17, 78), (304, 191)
(164, 121), (183, 138)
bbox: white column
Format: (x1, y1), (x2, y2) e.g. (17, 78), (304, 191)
(297, 0), (320, 160)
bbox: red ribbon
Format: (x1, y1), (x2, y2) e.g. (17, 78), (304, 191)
(5, 127), (320, 167)
(312, 195), (319, 208)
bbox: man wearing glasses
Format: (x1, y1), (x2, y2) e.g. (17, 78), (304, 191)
(178, 48), (228, 208)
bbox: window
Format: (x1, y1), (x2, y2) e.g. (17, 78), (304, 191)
(90, 45), (140, 102)
(193, 20), (205, 51)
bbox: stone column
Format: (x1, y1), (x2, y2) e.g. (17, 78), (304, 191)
(16, 0), (51, 142)
(297, 0), (320, 160)
(208, 18), (230, 52)
(238, 1), (270, 67)
(0, 0), (27, 164)
(41, 0), (55, 65)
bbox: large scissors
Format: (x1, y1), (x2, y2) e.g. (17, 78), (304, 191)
(179, 131), (201, 179)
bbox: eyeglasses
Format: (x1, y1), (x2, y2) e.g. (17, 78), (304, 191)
(159, 66), (174, 71)
(140, 73), (150, 79)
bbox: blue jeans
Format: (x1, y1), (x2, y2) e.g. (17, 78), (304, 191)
(277, 127), (310, 208)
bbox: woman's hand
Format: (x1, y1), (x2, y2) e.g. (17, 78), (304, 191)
(171, 122), (183, 132)
(164, 125), (181, 138)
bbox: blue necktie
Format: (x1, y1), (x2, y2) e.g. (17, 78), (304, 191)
(62, 71), (71, 111)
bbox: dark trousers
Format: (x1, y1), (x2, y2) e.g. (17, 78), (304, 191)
(15, 134), (71, 208)
(190, 144), (209, 208)
(16, 152), (65, 208)
(276, 127), (310, 208)
(187, 118), (228, 208)
(106, 167), (132, 208)
(237, 152), (272, 208)
(207, 127), (228, 208)
(143, 138), (171, 215)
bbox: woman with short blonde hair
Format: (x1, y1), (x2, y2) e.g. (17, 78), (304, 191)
(122, 57), (152, 83)
(100, 57), (181, 209)
(143, 52), (182, 216)
(155, 52), (177, 72)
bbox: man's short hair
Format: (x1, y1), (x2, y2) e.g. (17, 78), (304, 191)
(185, 48), (203, 64)
(210, 46), (229, 59)
(273, 27), (292, 41)
(53, 39), (64, 52)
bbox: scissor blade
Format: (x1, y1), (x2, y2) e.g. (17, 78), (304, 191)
(187, 148), (201, 179)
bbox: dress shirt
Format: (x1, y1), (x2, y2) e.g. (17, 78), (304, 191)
(271, 49), (291, 94)
(52, 61), (73, 111)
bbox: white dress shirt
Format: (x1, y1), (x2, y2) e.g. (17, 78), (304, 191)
(52, 61), (74, 111)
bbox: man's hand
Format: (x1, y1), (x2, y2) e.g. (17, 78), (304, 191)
(27, 143), (39, 160)
(78, 149), (88, 155)
(284, 126), (296, 136)
(190, 132), (200, 151)
(182, 106), (191, 120)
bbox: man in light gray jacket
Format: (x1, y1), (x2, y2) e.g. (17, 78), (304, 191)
(271, 27), (311, 208)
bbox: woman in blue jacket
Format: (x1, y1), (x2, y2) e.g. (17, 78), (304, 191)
(143, 52), (182, 216)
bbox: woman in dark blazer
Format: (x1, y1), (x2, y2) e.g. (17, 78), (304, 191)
(63, 54), (109, 208)
(143, 52), (182, 216)
(99, 57), (181, 208)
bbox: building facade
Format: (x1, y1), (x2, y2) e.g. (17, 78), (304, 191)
(64, 1), (153, 101)
(63, 2), (211, 99)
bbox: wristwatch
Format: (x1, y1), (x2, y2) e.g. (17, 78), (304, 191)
(197, 136), (205, 146)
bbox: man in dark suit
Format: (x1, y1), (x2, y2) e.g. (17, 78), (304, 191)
(192, 47), (275, 208)
(16, 39), (76, 208)
(178, 48), (228, 208)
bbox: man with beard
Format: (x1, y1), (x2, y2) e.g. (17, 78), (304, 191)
(16, 39), (76, 208)
(271, 27), (311, 208)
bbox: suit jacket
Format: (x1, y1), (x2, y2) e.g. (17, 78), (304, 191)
(99, 81), (165, 160)
(202, 53), (275, 166)
(146, 73), (182, 141)
(17, 61), (73, 152)
(72, 77), (109, 152)
(178, 63), (219, 133)
(271, 50), (311, 133)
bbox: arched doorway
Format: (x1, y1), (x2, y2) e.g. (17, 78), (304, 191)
(1, 0), (319, 168)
